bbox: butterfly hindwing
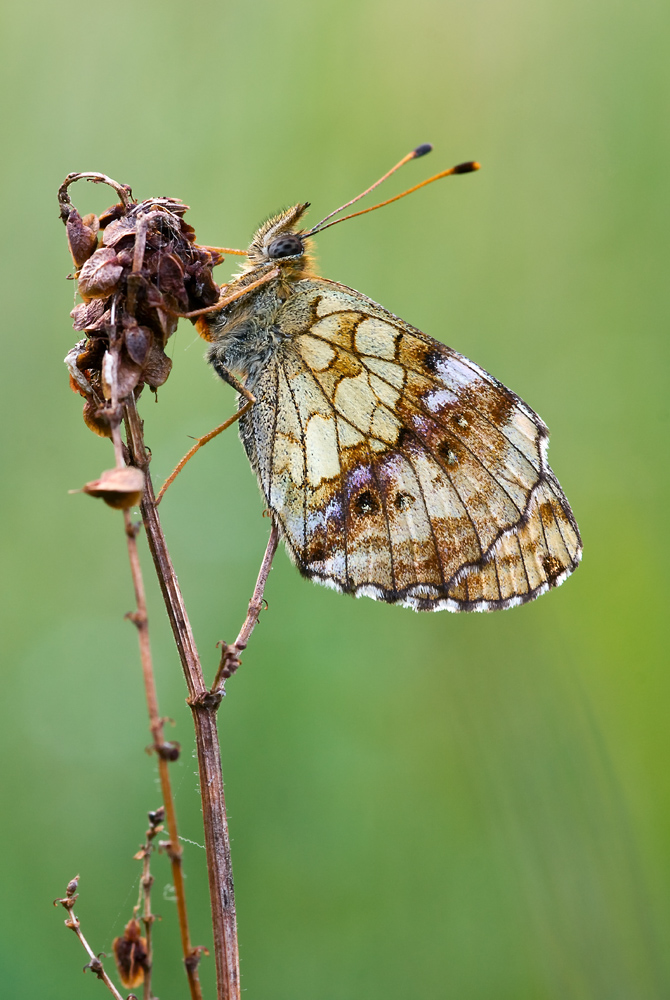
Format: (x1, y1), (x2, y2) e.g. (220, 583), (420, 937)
(238, 278), (581, 611)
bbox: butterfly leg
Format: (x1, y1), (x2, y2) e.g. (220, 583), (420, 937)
(211, 521), (280, 691)
(155, 373), (255, 506)
(167, 266), (281, 320)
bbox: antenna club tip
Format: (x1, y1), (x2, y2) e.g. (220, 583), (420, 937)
(412, 143), (433, 159)
(453, 160), (481, 174)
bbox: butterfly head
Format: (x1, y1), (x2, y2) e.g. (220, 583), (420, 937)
(246, 202), (313, 274)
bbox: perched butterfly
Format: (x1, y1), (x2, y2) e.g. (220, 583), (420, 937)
(191, 146), (581, 612)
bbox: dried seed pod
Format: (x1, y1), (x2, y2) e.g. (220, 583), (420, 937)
(82, 399), (112, 438)
(77, 247), (124, 300)
(112, 920), (149, 989)
(100, 347), (143, 402)
(80, 467), (145, 509)
(141, 343), (173, 389)
(148, 806), (166, 828)
(156, 740), (181, 761)
(154, 252), (188, 308)
(101, 214), (138, 247)
(65, 341), (94, 397)
(98, 202), (126, 228)
(123, 320), (153, 365)
(70, 299), (106, 332)
(66, 208), (99, 267)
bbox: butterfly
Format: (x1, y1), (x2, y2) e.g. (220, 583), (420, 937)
(192, 146), (581, 612)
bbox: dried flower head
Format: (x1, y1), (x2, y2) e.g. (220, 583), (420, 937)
(59, 172), (223, 435)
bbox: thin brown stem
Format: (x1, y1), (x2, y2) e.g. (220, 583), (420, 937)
(113, 418), (204, 1000)
(140, 844), (154, 1000)
(212, 522), (280, 692)
(123, 394), (241, 1000)
(234, 521), (280, 654)
(55, 881), (126, 1000)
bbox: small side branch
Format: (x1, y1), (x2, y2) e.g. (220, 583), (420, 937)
(212, 522), (280, 692)
(54, 878), (127, 1000)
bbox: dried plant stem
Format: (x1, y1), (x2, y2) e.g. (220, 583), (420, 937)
(140, 843), (154, 1000)
(55, 882), (125, 1000)
(212, 523), (279, 692)
(58, 171), (134, 220)
(123, 395), (241, 1000)
(123, 507), (204, 1000)
(111, 422), (204, 1000)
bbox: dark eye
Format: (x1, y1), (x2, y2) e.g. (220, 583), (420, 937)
(267, 234), (304, 259)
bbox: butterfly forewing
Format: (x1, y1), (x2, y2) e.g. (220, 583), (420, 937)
(235, 277), (581, 611)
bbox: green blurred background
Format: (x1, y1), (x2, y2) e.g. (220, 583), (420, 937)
(1, 1), (668, 997)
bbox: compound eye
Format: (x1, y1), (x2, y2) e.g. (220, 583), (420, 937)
(267, 234), (303, 259)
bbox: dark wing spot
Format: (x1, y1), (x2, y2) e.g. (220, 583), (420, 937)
(424, 348), (442, 374)
(394, 492), (415, 511)
(437, 439), (459, 466)
(354, 490), (380, 516)
(542, 554), (563, 580)
(539, 501), (556, 527)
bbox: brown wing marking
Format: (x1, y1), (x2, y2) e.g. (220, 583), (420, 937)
(441, 478), (581, 611)
(307, 307), (545, 478)
(374, 448), (445, 593)
(366, 442), (398, 594)
(300, 309), (583, 609)
(363, 352), (540, 513)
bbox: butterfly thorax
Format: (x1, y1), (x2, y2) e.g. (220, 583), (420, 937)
(206, 274), (295, 389)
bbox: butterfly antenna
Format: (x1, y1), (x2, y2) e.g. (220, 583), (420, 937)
(307, 160), (480, 237)
(304, 143), (434, 235)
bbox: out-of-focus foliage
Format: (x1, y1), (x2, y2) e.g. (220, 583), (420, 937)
(0, 1), (667, 997)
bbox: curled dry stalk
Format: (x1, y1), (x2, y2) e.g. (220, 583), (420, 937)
(59, 173), (278, 1000)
